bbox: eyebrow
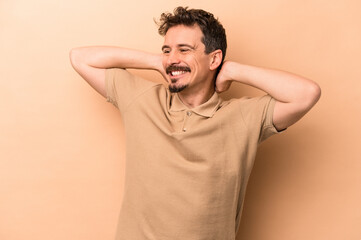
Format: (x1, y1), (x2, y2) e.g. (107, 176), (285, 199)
(161, 44), (195, 51)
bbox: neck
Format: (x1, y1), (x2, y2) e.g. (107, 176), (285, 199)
(177, 85), (215, 108)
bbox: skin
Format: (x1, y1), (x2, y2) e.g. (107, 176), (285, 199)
(69, 24), (321, 131)
(161, 24), (222, 107)
(215, 61), (321, 130)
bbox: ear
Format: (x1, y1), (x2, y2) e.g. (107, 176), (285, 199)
(209, 49), (223, 71)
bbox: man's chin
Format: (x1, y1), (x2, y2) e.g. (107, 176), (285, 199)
(169, 84), (188, 93)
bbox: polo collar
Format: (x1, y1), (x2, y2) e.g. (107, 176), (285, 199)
(168, 91), (221, 118)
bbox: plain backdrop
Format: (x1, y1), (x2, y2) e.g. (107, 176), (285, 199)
(1, 0), (360, 239)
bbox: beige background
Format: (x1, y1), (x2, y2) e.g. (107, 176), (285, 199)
(1, 0), (360, 239)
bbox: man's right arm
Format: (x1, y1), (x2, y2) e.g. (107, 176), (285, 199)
(69, 46), (165, 97)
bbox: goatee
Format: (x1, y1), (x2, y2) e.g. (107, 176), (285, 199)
(169, 84), (188, 93)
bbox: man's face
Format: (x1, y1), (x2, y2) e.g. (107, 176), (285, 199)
(162, 24), (214, 93)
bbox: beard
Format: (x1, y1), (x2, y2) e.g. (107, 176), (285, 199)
(169, 84), (188, 93)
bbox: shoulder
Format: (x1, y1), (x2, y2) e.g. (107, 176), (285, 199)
(219, 94), (276, 126)
(105, 68), (165, 111)
(219, 95), (274, 111)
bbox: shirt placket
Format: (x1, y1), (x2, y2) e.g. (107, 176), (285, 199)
(181, 110), (193, 132)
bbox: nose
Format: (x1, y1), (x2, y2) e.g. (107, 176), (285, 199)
(166, 50), (181, 65)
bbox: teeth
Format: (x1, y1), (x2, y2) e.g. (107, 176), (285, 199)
(171, 71), (186, 76)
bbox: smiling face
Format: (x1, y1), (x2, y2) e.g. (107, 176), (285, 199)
(162, 24), (217, 94)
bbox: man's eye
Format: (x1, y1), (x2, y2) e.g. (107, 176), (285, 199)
(162, 49), (170, 54)
(180, 48), (189, 52)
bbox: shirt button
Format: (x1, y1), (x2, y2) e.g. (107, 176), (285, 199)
(183, 128), (187, 132)
(186, 111), (192, 116)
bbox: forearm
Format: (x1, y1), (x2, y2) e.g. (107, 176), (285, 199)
(70, 46), (162, 71)
(69, 46), (165, 98)
(225, 61), (321, 108)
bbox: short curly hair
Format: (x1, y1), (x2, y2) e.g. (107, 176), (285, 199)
(157, 6), (227, 70)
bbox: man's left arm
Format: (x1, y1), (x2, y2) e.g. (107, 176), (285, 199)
(215, 61), (321, 131)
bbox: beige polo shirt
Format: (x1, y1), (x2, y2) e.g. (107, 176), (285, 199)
(106, 68), (279, 240)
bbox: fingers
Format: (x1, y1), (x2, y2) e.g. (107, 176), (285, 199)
(215, 84), (225, 93)
(215, 81), (231, 93)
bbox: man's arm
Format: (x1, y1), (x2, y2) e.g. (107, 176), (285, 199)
(215, 61), (321, 131)
(69, 46), (165, 97)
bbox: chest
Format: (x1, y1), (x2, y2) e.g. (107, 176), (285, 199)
(123, 99), (254, 176)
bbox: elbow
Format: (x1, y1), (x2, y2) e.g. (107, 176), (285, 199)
(309, 82), (321, 105)
(69, 47), (90, 73)
(69, 48), (81, 68)
(302, 81), (321, 111)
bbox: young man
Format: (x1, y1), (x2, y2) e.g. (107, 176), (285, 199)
(70, 6), (320, 240)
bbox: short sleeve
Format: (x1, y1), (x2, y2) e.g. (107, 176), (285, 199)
(258, 95), (280, 142)
(239, 95), (283, 143)
(105, 68), (158, 113)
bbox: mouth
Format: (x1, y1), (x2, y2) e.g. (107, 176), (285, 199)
(166, 65), (191, 79)
(169, 70), (188, 77)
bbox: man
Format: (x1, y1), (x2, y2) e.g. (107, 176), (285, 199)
(70, 6), (320, 240)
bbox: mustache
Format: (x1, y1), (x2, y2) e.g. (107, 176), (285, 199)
(165, 65), (191, 74)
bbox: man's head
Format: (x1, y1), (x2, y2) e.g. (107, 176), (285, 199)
(157, 7), (227, 93)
